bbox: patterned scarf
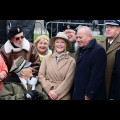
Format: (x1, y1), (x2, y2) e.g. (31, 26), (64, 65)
(56, 52), (69, 64)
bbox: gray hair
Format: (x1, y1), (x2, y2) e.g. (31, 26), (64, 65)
(77, 26), (93, 36)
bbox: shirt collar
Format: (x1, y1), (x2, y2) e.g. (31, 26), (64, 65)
(19, 77), (27, 85)
(108, 39), (114, 44)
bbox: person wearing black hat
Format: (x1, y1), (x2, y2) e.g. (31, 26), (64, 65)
(0, 56), (48, 100)
(97, 20), (120, 99)
(0, 25), (40, 77)
(9, 20), (36, 43)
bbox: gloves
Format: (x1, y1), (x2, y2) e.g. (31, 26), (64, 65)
(24, 90), (44, 100)
(34, 91), (44, 100)
(24, 90), (37, 100)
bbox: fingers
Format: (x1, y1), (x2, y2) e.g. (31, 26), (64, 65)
(49, 90), (58, 100)
(0, 73), (5, 80)
(51, 93), (58, 100)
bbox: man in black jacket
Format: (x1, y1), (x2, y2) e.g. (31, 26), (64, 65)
(72, 26), (107, 100)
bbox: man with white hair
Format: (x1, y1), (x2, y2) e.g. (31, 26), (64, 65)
(0, 25), (40, 77)
(72, 26), (107, 100)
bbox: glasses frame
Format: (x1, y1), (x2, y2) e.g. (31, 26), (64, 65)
(15, 36), (24, 41)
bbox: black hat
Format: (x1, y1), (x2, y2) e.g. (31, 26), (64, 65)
(105, 20), (120, 26)
(8, 25), (23, 40)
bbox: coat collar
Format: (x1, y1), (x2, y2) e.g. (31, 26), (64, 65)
(85, 38), (96, 49)
(4, 72), (32, 91)
(77, 39), (97, 64)
(5, 72), (21, 83)
(50, 52), (69, 80)
(51, 52), (69, 70)
(51, 52), (69, 59)
(79, 39), (96, 53)
(4, 38), (30, 54)
(100, 36), (120, 54)
(106, 36), (120, 54)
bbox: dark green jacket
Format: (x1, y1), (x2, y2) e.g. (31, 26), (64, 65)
(0, 73), (49, 100)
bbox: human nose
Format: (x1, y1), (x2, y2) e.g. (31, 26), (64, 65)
(19, 38), (23, 42)
(76, 37), (80, 42)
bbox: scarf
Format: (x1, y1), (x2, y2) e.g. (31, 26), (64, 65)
(56, 52), (69, 64)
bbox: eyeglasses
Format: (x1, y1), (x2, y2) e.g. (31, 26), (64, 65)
(15, 36), (24, 41)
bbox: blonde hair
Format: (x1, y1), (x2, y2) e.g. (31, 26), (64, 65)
(34, 35), (50, 47)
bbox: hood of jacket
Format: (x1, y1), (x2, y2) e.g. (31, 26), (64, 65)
(4, 72), (21, 84)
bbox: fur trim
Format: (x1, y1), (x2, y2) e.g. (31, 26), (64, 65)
(4, 38), (30, 54)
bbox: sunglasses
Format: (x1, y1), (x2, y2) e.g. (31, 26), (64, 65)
(16, 36), (24, 41)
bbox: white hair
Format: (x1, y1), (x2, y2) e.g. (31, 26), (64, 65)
(77, 26), (93, 36)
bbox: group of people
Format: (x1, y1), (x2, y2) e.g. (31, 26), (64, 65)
(0, 20), (120, 100)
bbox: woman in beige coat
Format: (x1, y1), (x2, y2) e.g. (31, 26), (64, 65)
(38, 32), (76, 100)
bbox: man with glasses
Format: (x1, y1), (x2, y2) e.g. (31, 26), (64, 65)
(0, 25), (40, 77)
(97, 20), (120, 99)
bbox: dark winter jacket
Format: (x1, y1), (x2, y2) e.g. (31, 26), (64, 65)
(109, 49), (120, 100)
(72, 39), (107, 100)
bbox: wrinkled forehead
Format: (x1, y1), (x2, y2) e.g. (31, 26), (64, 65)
(38, 39), (49, 44)
(21, 66), (32, 72)
(65, 29), (75, 33)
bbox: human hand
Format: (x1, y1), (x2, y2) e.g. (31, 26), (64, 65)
(34, 91), (44, 100)
(0, 73), (5, 81)
(85, 96), (91, 100)
(48, 90), (58, 100)
(24, 90), (39, 100)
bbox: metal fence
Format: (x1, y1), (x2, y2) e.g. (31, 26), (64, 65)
(4, 20), (106, 42)
(45, 21), (106, 37)
(34, 21), (43, 35)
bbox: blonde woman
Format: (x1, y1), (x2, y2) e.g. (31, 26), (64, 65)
(38, 32), (76, 100)
(34, 35), (52, 62)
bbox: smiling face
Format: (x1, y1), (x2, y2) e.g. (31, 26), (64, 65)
(65, 29), (76, 42)
(37, 39), (49, 55)
(10, 32), (24, 48)
(54, 39), (67, 54)
(76, 27), (93, 48)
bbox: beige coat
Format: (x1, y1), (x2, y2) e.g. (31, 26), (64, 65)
(97, 36), (120, 97)
(38, 52), (76, 100)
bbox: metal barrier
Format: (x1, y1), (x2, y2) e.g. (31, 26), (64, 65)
(6, 20), (43, 35)
(34, 21), (43, 35)
(45, 21), (106, 37)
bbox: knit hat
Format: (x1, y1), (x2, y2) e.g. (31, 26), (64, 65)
(10, 56), (32, 73)
(8, 25), (23, 40)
